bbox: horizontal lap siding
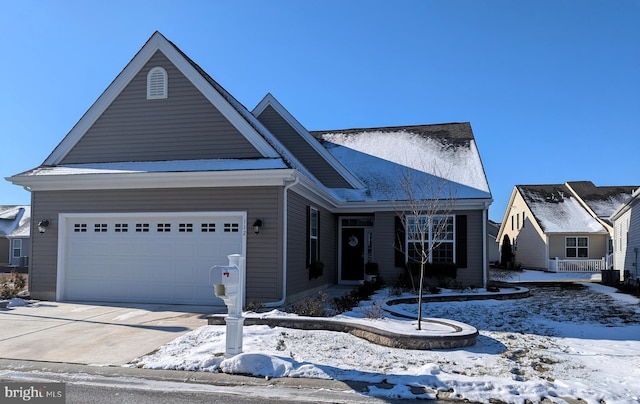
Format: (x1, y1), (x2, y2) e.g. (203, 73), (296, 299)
(286, 192), (337, 299)
(61, 51), (261, 164)
(256, 106), (352, 188)
(30, 187), (283, 302)
(375, 210), (485, 288)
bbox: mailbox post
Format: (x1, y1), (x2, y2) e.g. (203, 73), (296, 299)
(210, 254), (246, 356)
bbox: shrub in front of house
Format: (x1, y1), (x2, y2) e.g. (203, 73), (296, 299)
(1, 272), (26, 300)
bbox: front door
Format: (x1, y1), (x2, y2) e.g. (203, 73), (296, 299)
(339, 216), (375, 284)
(341, 227), (365, 281)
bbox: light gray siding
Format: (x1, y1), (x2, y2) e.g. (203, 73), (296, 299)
(623, 201), (640, 277)
(286, 192), (337, 300)
(256, 105), (353, 189)
(373, 209), (485, 288)
(61, 51), (262, 164)
(30, 187), (283, 302)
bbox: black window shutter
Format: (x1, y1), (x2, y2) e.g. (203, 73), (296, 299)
(456, 215), (467, 268)
(394, 216), (406, 267)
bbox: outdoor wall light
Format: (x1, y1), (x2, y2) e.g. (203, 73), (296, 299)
(37, 219), (50, 234)
(252, 219), (263, 234)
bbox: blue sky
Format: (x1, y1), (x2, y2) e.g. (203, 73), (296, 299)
(1, 1), (638, 222)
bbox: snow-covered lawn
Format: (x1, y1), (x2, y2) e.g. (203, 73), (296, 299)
(130, 271), (640, 403)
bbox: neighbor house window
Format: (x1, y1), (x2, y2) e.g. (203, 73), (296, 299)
(406, 215), (455, 264)
(12, 239), (22, 258)
(566, 237), (588, 258)
(147, 66), (167, 99)
(308, 207), (319, 265)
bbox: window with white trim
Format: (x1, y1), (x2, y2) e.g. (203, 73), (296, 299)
(406, 215), (455, 264)
(566, 236), (588, 258)
(309, 207), (319, 265)
(12, 239), (22, 258)
(147, 66), (167, 99)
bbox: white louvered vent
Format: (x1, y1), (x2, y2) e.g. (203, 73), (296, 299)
(147, 66), (167, 99)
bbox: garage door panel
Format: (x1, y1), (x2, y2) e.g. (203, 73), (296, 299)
(62, 213), (245, 305)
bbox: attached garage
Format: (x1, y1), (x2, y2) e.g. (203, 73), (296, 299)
(57, 212), (246, 305)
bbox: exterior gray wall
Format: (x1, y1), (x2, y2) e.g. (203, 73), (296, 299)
(0, 239), (8, 266)
(8, 237), (30, 266)
(622, 201), (640, 278)
(61, 51), (262, 164)
(256, 105), (353, 189)
(285, 191), (337, 301)
(29, 187), (283, 302)
(373, 209), (486, 288)
(613, 199), (640, 278)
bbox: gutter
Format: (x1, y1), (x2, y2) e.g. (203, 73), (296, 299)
(263, 175), (300, 308)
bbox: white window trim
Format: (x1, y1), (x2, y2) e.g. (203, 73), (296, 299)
(309, 207), (319, 264)
(405, 214), (455, 264)
(565, 236), (589, 258)
(147, 66), (168, 99)
(12, 239), (22, 258)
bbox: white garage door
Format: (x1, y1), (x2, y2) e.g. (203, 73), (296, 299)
(58, 212), (245, 305)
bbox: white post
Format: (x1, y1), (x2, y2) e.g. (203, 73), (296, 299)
(224, 254), (245, 356)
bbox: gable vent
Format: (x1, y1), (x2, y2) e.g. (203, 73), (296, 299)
(147, 66), (168, 99)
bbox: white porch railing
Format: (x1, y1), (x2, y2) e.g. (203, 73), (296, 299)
(548, 257), (607, 273)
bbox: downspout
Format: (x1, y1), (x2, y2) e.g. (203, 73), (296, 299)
(263, 175), (299, 308)
(482, 206), (488, 288)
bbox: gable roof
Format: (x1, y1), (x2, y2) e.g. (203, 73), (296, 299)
(517, 184), (608, 233)
(44, 31), (281, 165)
(0, 205), (29, 237)
(311, 123), (492, 202)
(253, 93), (364, 189)
(7, 33), (493, 211)
(565, 181), (637, 225)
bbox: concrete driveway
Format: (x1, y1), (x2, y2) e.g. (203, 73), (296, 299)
(0, 301), (224, 366)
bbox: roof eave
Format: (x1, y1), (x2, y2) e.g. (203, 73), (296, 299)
(7, 169), (297, 191)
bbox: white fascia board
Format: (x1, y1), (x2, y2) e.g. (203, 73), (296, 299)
(9, 169), (297, 191)
(45, 33), (279, 165)
(333, 198), (493, 214)
(289, 174), (493, 213)
(253, 94), (365, 189)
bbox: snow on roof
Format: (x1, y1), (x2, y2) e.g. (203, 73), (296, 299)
(519, 186), (606, 233)
(21, 158), (288, 176)
(315, 125), (491, 201)
(566, 182), (637, 222)
(0, 205), (29, 237)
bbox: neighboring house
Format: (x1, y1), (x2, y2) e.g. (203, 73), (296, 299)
(497, 181), (637, 271)
(0, 205), (30, 268)
(610, 187), (640, 286)
(487, 220), (500, 265)
(6, 32), (492, 306)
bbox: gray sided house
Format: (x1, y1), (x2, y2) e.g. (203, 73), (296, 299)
(497, 181), (636, 271)
(610, 187), (640, 285)
(6, 32), (492, 306)
(0, 205), (30, 268)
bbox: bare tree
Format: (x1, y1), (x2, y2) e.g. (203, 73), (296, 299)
(394, 166), (456, 330)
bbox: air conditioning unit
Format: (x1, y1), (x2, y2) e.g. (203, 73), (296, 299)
(19, 256), (29, 267)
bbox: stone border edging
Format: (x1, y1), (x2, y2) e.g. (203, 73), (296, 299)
(208, 314), (478, 350)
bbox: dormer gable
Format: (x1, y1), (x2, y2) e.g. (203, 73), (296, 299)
(252, 93), (363, 189)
